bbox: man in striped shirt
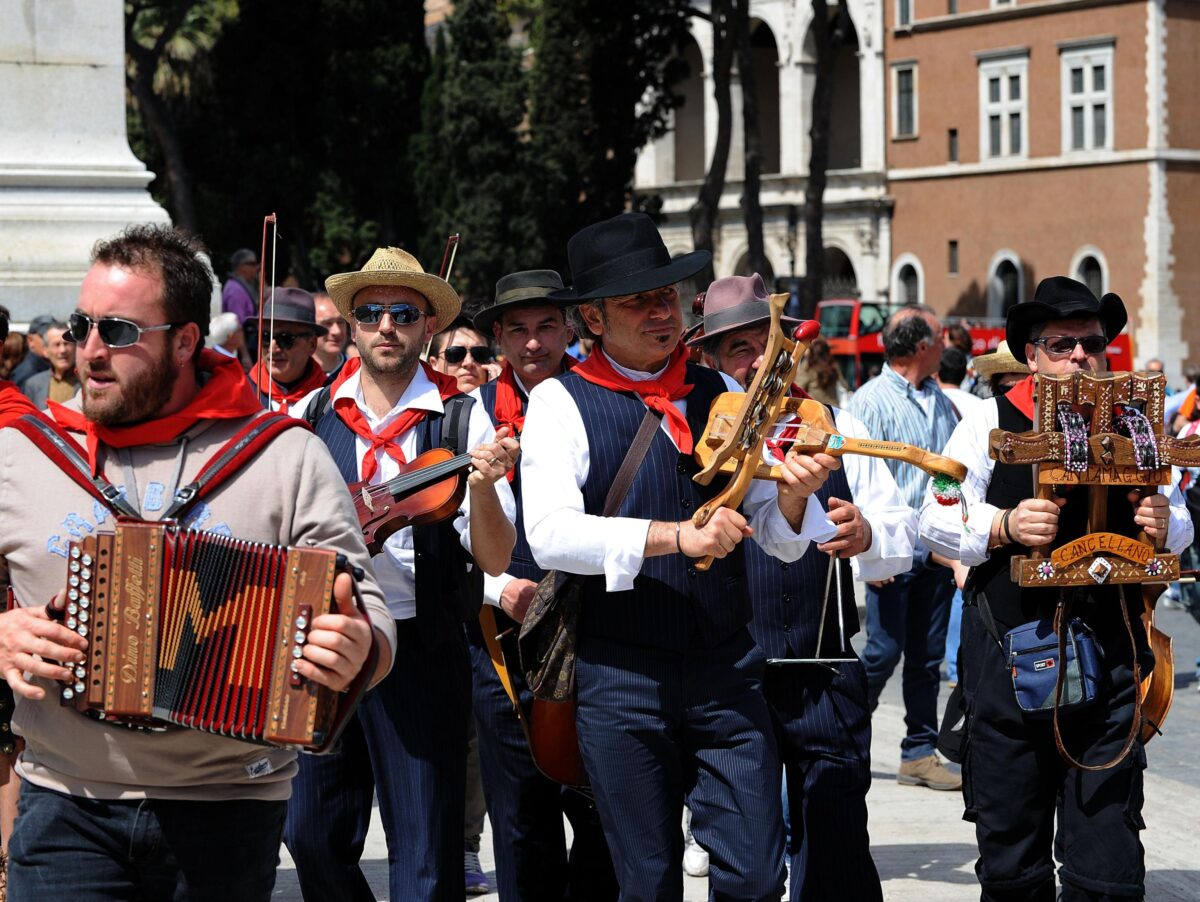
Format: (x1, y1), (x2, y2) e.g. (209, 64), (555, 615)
(847, 305), (961, 791)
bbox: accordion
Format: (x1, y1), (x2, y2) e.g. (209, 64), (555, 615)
(58, 521), (349, 752)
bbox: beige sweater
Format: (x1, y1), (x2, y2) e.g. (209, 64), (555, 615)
(0, 407), (395, 801)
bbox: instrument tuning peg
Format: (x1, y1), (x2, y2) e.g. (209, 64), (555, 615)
(692, 291), (706, 317)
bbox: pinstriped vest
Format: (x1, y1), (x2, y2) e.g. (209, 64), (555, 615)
(744, 462), (855, 659)
(559, 364), (750, 651)
(313, 404), (481, 640)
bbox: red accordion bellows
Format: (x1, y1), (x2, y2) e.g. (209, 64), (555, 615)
(60, 522), (341, 751)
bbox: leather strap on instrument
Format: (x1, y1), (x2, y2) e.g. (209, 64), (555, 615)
(606, 407), (665, 517)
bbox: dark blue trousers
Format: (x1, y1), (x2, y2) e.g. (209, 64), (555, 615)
(284, 620), (470, 902)
(8, 782), (285, 901)
(575, 629), (785, 902)
(764, 659), (882, 902)
(862, 554), (955, 760)
(467, 619), (617, 902)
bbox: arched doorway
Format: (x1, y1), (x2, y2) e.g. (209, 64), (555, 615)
(674, 34), (706, 182)
(823, 247), (858, 298)
(897, 264), (919, 305)
(750, 20), (781, 174)
(988, 254), (1023, 317)
(1076, 254), (1103, 298)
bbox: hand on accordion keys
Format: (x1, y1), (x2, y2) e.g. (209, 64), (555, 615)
(0, 592), (88, 701)
(293, 570), (380, 693)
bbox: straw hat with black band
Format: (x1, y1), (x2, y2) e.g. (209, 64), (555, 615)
(325, 247), (461, 325)
(547, 212), (710, 304)
(972, 340), (1029, 380)
(474, 270), (565, 334)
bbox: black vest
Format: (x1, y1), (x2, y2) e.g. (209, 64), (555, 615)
(559, 364), (751, 651)
(970, 393), (1145, 653)
(313, 400), (481, 641)
(744, 462), (855, 659)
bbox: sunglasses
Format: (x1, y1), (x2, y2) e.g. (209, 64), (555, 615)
(66, 312), (176, 349)
(440, 345), (493, 365)
(258, 330), (314, 351)
(1032, 335), (1108, 357)
(350, 303), (428, 326)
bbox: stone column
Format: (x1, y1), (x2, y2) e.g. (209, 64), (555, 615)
(0, 0), (169, 321)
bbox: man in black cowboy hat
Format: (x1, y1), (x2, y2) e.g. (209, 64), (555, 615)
(919, 277), (1193, 901)
(688, 273), (914, 901)
(519, 212), (844, 900)
(466, 269), (617, 901)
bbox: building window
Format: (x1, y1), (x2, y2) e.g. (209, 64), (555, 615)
(949, 241), (959, 275)
(987, 253), (1024, 317)
(978, 53), (1028, 159)
(892, 63), (917, 138)
(899, 265), (919, 304)
(1061, 42), (1114, 153)
(948, 128), (958, 161)
(1077, 255), (1104, 297)
(898, 0), (911, 27)
(948, 0), (957, 13)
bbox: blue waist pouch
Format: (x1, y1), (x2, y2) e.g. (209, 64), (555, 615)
(1002, 617), (1103, 717)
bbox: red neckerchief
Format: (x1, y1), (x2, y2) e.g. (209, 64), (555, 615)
(1004, 375), (1036, 421)
(765, 383), (813, 459)
(574, 343), (695, 453)
(329, 356), (461, 483)
(0, 380), (37, 427)
(493, 357), (575, 481)
(249, 357), (327, 414)
(48, 349), (262, 476)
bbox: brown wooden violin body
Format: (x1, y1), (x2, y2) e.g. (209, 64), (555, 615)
(1139, 583), (1174, 744)
(696, 394), (968, 483)
(350, 448), (472, 555)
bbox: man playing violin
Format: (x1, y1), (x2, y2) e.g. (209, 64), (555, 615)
(919, 277), (1193, 902)
(285, 247), (518, 902)
(519, 212), (845, 901)
(0, 225), (394, 900)
(467, 269), (616, 902)
(688, 273), (914, 901)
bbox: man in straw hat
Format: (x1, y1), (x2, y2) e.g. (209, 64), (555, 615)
(919, 277), (1192, 901)
(687, 273), (914, 900)
(283, 247), (519, 902)
(519, 212), (848, 899)
(464, 269), (617, 900)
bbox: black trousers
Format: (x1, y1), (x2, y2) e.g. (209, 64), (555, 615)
(960, 605), (1147, 901)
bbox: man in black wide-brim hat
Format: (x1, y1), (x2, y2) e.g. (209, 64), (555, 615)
(919, 276), (1193, 901)
(519, 212), (845, 899)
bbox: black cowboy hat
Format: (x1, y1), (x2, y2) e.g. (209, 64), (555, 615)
(1005, 276), (1127, 356)
(474, 270), (565, 333)
(548, 212), (711, 303)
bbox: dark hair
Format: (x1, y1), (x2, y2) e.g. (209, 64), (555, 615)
(429, 315), (488, 358)
(92, 224), (212, 360)
(805, 338), (841, 390)
(0, 303), (8, 342)
(882, 308), (934, 361)
(946, 323), (971, 354)
(939, 346), (968, 385)
(567, 301), (606, 343)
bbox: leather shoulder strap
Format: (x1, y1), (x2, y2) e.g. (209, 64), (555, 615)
(602, 408), (662, 517)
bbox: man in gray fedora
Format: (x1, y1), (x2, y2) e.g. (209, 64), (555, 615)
(244, 287), (329, 413)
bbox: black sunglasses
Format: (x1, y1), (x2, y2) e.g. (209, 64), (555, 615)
(440, 345), (493, 365)
(66, 312), (175, 349)
(350, 303), (428, 326)
(258, 329), (314, 351)
(1032, 335), (1108, 356)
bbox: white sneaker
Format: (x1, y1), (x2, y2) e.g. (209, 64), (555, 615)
(682, 827), (710, 878)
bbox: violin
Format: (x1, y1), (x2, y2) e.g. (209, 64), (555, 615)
(696, 394), (968, 484)
(350, 449), (473, 555)
(1139, 583), (1174, 743)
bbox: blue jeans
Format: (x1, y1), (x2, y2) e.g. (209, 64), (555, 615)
(945, 587), (965, 683)
(862, 555), (955, 761)
(8, 781), (285, 901)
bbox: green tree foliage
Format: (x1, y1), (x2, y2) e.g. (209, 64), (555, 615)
(529, 0), (690, 275)
(417, 0), (540, 298)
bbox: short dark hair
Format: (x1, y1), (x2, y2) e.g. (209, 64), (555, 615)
(946, 323), (971, 354)
(566, 301), (606, 343)
(429, 315), (488, 358)
(882, 308), (934, 361)
(92, 224), (212, 359)
(939, 346), (968, 385)
(0, 304), (8, 342)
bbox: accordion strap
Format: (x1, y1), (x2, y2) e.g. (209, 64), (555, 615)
(10, 411), (307, 521)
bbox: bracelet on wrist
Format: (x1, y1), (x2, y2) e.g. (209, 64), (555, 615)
(676, 521), (686, 557)
(1001, 508), (1015, 544)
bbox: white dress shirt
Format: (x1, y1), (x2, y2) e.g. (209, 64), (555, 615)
(295, 366), (516, 619)
(519, 350), (839, 593)
(918, 397), (1194, 567)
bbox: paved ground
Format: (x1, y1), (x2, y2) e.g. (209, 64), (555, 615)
(273, 598), (1200, 900)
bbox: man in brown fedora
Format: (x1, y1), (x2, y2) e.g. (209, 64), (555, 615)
(466, 269), (617, 901)
(284, 247), (520, 902)
(519, 213), (848, 900)
(688, 273), (913, 900)
(245, 287), (329, 413)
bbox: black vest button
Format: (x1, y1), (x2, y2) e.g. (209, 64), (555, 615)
(782, 594), (792, 604)
(783, 623), (791, 632)
(680, 500), (692, 510)
(677, 462), (688, 474)
(687, 566), (698, 578)
(780, 562), (790, 571)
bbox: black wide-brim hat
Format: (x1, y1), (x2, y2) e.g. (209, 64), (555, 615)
(548, 212), (711, 303)
(474, 269), (565, 333)
(1005, 276), (1127, 355)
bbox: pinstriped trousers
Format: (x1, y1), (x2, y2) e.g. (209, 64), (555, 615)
(575, 628), (786, 902)
(283, 620), (471, 902)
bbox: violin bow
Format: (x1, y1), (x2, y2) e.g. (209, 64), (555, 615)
(691, 293), (820, 571)
(256, 212), (280, 407)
